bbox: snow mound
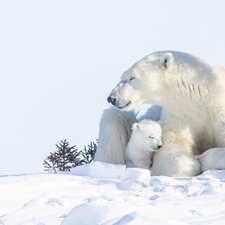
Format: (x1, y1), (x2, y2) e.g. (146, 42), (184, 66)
(71, 162), (151, 189)
(71, 161), (126, 179)
(1, 163), (225, 225)
(63, 164), (225, 225)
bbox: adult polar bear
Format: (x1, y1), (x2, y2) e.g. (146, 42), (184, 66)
(96, 51), (225, 177)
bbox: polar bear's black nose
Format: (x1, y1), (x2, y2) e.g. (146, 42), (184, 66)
(158, 145), (162, 149)
(107, 97), (116, 106)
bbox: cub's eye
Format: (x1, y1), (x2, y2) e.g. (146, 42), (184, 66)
(149, 136), (154, 139)
(129, 77), (135, 81)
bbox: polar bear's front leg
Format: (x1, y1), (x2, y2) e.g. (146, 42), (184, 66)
(94, 106), (137, 164)
(196, 148), (225, 172)
(150, 145), (201, 177)
(150, 114), (201, 177)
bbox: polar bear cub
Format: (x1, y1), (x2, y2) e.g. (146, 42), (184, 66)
(125, 119), (162, 170)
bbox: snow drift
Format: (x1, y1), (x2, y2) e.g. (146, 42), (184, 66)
(1, 162), (225, 225)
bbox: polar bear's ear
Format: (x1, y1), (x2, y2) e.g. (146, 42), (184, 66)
(133, 123), (139, 131)
(160, 52), (174, 70)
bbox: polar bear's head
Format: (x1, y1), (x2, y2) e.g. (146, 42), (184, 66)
(107, 52), (175, 110)
(131, 119), (162, 151)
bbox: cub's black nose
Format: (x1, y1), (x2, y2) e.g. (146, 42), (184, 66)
(158, 145), (162, 149)
(107, 97), (116, 106)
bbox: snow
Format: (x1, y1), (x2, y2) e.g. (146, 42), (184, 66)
(1, 162), (225, 225)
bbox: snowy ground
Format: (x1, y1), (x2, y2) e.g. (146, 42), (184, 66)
(1, 162), (225, 225)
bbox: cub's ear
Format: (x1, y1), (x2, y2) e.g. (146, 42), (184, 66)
(160, 52), (174, 70)
(132, 123), (139, 131)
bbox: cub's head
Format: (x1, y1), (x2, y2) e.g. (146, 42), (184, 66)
(130, 119), (162, 151)
(107, 52), (175, 111)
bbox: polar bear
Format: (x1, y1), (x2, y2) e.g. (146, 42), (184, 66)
(105, 51), (225, 177)
(125, 119), (162, 170)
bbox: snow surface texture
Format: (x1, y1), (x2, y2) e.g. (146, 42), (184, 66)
(1, 162), (225, 225)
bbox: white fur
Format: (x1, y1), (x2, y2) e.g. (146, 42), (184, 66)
(125, 120), (162, 170)
(94, 106), (137, 164)
(107, 51), (225, 177)
(196, 148), (225, 172)
(136, 104), (162, 122)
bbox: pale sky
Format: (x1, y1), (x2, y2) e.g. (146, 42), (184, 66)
(1, 0), (225, 175)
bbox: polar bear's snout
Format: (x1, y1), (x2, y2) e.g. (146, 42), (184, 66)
(107, 96), (116, 106)
(157, 144), (162, 149)
(152, 144), (162, 151)
(107, 94), (131, 110)
(107, 80), (136, 110)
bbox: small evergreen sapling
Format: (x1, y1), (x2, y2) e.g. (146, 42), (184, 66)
(55, 139), (79, 172)
(81, 141), (97, 164)
(43, 139), (98, 173)
(43, 139), (82, 173)
(43, 152), (57, 173)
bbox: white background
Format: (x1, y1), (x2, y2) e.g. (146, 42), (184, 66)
(0, 0), (225, 175)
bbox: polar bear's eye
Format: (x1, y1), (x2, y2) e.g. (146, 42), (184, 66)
(149, 136), (154, 139)
(129, 77), (135, 81)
